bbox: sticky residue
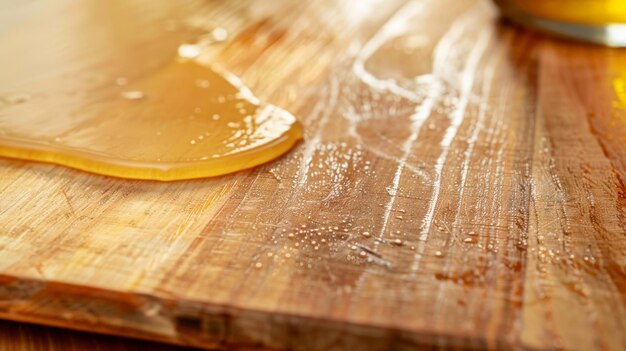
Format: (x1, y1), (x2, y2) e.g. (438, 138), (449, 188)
(0, 3), (302, 181)
(0, 60), (302, 180)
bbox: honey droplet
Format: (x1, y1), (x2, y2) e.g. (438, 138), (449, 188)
(178, 43), (202, 59)
(195, 79), (210, 88)
(211, 27), (228, 42)
(120, 90), (145, 100)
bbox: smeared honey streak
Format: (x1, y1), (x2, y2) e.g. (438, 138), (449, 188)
(295, 77), (340, 190)
(348, 3), (489, 312)
(413, 21), (493, 273)
(353, 1), (491, 272)
(348, 1), (434, 179)
(351, 0), (437, 258)
(349, 2), (492, 314)
(433, 48), (498, 312)
(352, 1), (426, 102)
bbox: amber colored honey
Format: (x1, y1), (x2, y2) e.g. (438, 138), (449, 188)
(0, 1), (303, 181)
(0, 60), (302, 180)
(502, 0), (626, 25)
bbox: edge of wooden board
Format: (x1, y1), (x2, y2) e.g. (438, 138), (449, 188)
(0, 274), (494, 350)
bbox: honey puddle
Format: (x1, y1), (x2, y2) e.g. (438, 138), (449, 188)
(0, 60), (302, 180)
(0, 2), (302, 181)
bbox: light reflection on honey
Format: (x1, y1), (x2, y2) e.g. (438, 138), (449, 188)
(0, 0), (302, 181)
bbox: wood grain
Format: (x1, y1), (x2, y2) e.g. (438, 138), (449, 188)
(0, 319), (200, 351)
(0, 0), (625, 350)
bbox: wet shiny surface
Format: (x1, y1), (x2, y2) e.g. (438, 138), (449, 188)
(0, 0), (301, 180)
(0, 0), (625, 350)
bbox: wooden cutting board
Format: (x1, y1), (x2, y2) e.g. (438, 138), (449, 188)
(0, 319), (198, 351)
(1, 0), (625, 350)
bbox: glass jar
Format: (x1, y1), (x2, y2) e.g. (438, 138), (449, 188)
(493, 0), (626, 46)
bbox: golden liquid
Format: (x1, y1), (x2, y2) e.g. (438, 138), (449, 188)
(0, 1), (302, 181)
(504, 0), (626, 25)
(0, 60), (302, 181)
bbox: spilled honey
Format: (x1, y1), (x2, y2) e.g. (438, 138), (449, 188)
(0, 60), (302, 180)
(0, 1), (302, 181)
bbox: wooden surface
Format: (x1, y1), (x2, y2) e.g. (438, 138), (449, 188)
(0, 320), (200, 351)
(0, 0), (625, 350)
